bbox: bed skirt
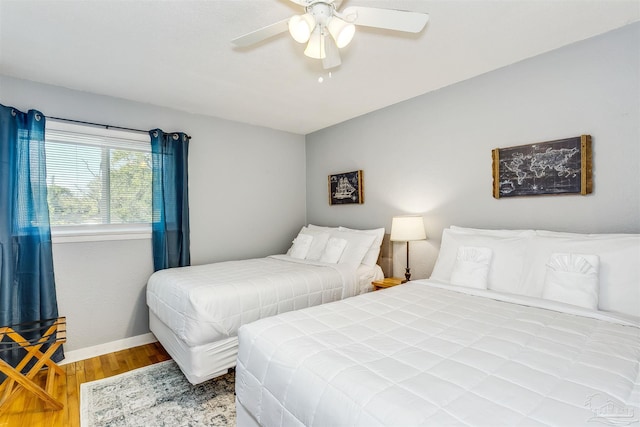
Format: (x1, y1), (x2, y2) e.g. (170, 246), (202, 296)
(149, 311), (237, 384)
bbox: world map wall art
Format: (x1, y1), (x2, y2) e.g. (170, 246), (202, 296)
(492, 135), (592, 198)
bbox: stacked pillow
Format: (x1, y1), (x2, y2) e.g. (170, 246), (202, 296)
(338, 226), (385, 266)
(430, 226), (534, 292)
(449, 246), (493, 289)
(287, 224), (385, 267)
(430, 225), (640, 317)
(542, 253), (600, 310)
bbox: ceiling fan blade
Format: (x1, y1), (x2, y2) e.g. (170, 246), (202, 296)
(231, 19), (290, 47)
(342, 6), (429, 33)
(323, 36), (342, 69)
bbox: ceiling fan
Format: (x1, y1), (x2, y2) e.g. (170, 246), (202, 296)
(231, 0), (429, 69)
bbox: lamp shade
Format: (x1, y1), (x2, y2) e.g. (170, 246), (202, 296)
(289, 13), (316, 43)
(390, 216), (426, 242)
(327, 17), (355, 48)
(304, 28), (326, 59)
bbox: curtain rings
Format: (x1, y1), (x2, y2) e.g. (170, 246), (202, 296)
(151, 130), (188, 141)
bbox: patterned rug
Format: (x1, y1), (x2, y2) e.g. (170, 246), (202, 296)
(80, 360), (235, 426)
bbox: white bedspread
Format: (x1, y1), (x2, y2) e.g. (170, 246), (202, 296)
(147, 255), (359, 346)
(236, 280), (640, 426)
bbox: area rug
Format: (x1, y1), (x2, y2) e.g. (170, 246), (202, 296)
(80, 360), (235, 426)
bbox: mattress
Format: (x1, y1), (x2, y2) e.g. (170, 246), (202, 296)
(147, 255), (380, 346)
(236, 280), (640, 426)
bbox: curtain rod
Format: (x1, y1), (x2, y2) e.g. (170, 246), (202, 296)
(47, 116), (192, 140)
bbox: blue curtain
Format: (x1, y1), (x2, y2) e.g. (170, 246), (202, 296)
(150, 129), (190, 271)
(0, 104), (62, 363)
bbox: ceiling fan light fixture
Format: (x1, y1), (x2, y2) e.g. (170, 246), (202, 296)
(304, 29), (326, 59)
(327, 17), (355, 48)
(288, 13), (316, 43)
(232, 3), (431, 69)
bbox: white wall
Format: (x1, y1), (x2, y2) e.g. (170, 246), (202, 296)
(306, 24), (640, 280)
(0, 76), (307, 353)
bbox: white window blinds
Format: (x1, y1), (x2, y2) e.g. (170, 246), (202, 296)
(45, 120), (152, 227)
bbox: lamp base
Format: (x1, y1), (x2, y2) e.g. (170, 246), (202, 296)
(404, 268), (411, 282)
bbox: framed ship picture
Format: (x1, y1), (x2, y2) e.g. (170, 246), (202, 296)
(328, 170), (364, 205)
(492, 135), (592, 198)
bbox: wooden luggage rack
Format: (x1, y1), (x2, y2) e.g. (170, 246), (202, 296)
(0, 317), (66, 412)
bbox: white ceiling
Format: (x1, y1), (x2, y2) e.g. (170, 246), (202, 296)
(1, 0), (638, 135)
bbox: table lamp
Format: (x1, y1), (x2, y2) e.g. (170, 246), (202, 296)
(390, 216), (426, 281)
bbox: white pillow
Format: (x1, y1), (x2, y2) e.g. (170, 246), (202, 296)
(338, 226), (385, 266)
(431, 227), (534, 293)
(330, 230), (376, 266)
(542, 253), (600, 310)
(288, 233), (313, 259)
(528, 230), (639, 317)
(450, 226), (534, 237)
(285, 227), (304, 255)
(450, 246), (492, 289)
(307, 224), (338, 233)
(320, 237), (347, 263)
(299, 227), (331, 261)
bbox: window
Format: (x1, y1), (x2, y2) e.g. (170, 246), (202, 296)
(45, 120), (152, 240)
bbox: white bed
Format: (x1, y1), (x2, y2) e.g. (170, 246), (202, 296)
(147, 225), (388, 384)
(235, 226), (640, 426)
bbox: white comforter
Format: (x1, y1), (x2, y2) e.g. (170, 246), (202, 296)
(236, 280), (640, 426)
(147, 255), (359, 346)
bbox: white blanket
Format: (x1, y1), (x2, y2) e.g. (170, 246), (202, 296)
(236, 280), (640, 426)
(147, 255), (358, 346)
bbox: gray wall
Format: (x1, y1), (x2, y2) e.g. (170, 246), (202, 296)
(1, 22), (638, 355)
(306, 23), (640, 280)
(0, 76), (307, 351)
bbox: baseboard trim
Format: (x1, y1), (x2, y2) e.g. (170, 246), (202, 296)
(60, 332), (157, 365)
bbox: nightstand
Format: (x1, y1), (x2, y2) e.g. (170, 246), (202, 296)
(372, 277), (407, 291)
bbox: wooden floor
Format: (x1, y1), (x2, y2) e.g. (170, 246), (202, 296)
(0, 342), (171, 427)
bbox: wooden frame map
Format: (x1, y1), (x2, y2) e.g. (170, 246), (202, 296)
(492, 135), (592, 198)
